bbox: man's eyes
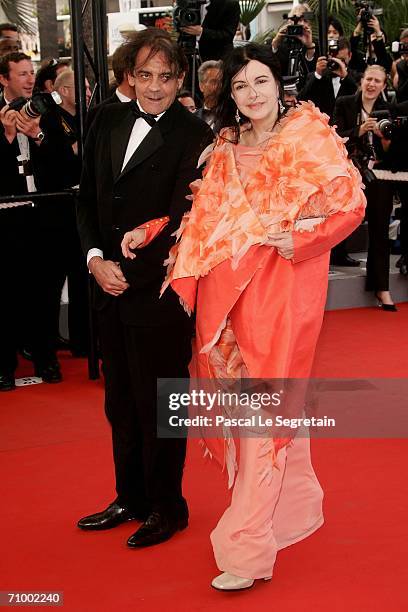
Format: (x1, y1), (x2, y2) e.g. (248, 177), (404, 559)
(137, 73), (173, 82)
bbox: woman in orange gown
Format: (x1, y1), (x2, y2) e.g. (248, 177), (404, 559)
(162, 44), (366, 591)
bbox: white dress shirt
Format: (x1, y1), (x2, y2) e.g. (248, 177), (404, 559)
(4, 95), (37, 193)
(86, 101), (164, 266)
(115, 88), (132, 103)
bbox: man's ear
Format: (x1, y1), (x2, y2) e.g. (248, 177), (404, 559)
(177, 72), (185, 90)
(44, 78), (54, 93)
(128, 72), (135, 87)
(0, 74), (8, 89)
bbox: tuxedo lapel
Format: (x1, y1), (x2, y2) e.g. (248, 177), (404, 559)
(110, 110), (135, 181)
(117, 125), (164, 183)
(113, 100), (180, 183)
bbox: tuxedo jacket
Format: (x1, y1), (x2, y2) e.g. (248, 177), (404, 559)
(85, 92), (122, 133)
(299, 71), (359, 120)
(0, 96), (73, 228)
(333, 91), (391, 167)
(77, 100), (213, 326)
(199, 0), (240, 61)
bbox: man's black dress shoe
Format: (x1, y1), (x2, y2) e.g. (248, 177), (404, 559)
(78, 502), (145, 530)
(0, 374), (15, 392)
(330, 254), (360, 267)
(34, 362), (62, 383)
(127, 512), (188, 548)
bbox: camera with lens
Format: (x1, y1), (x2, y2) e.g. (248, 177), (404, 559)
(391, 41), (408, 55)
(326, 39), (340, 71)
(8, 91), (62, 118)
(173, 0), (206, 31)
(353, 1), (383, 32)
(369, 110), (408, 140)
(283, 11), (314, 44)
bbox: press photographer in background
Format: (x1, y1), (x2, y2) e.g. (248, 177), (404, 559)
(350, 2), (392, 73)
(40, 69), (92, 357)
(300, 37), (361, 267)
(271, 3), (319, 89)
(177, 0), (240, 62)
(392, 28), (408, 103)
(0, 52), (71, 389)
(333, 65), (401, 310)
(300, 38), (359, 119)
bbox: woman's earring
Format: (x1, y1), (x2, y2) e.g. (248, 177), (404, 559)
(278, 98), (285, 114)
(235, 108), (241, 123)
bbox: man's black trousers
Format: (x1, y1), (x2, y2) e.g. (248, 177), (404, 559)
(97, 300), (192, 521)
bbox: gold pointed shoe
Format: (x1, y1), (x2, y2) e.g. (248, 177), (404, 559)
(211, 572), (272, 591)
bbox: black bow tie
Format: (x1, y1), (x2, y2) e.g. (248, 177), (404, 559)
(130, 101), (157, 126)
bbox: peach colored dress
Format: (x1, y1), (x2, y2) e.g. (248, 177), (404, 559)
(162, 103), (366, 579)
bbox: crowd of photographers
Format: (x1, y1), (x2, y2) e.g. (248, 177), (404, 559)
(0, 0), (407, 390)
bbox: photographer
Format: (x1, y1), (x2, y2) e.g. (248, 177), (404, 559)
(350, 9), (392, 73)
(179, 0), (240, 62)
(333, 65), (397, 310)
(392, 28), (408, 103)
(40, 69), (91, 356)
(271, 3), (319, 88)
(299, 38), (359, 119)
(0, 52), (70, 389)
(34, 58), (71, 94)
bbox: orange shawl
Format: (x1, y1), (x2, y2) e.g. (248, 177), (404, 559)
(161, 102), (365, 310)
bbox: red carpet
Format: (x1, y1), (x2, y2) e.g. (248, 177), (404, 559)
(1, 305), (408, 611)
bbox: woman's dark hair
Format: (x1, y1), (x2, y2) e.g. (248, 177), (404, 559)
(214, 43), (283, 143)
(328, 16), (344, 37)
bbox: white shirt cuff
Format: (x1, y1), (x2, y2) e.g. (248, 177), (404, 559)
(87, 248), (104, 267)
(314, 71), (322, 79)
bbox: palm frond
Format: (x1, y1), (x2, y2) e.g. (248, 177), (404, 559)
(0, 0), (36, 35)
(252, 27), (276, 45)
(240, 0), (266, 28)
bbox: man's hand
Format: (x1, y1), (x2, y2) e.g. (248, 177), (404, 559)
(88, 257), (129, 296)
(299, 23), (313, 49)
(266, 232), (294, 259)
(15, 110), (41, 140)
(0, 105), (17, 143)
(328, 57), (348, 79)
(121, 228), (146, 259)
(368, 16), (382, 38)
(271, 24), (288, 50)
(180, 25), (203, 37)
(316, 56), (328, 76)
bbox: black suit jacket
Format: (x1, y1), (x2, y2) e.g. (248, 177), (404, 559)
(299, 70), (359, 120)
(333, 91), (391, 166)
(85, 92), (123, 133)
(199, 0), (240, 61)
(77, 100), (213, 326)
(0, 96), (73, 228)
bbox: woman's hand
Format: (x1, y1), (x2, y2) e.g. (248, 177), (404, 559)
(358, 117), (379, 137)
(121, 228), (146, 259)
(266, 232), (294, 259)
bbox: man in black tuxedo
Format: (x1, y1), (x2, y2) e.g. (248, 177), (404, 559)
(180, 0), (240, 62)
(76, 29), (213, 547)
(299, 38), (359, 120)
(0, 52), (67, 390)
